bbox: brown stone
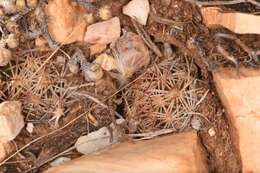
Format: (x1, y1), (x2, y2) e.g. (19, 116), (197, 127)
(0, 101), (24, 142)
(214, 67), (260, 173)
(45, 0), (88, 44)
(45, 131), (208, 173)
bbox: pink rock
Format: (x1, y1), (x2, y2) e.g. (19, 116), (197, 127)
(0, 101), (24, 142)
(214, 67), (260, 172)
(84, 17), (121, 45)
(45, 131), (208, 173)
(0, 142), (12, 162)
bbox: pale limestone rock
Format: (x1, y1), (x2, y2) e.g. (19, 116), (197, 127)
(123, 0), (150, 25)
(45, 131), (208, 173)
(0, 101), (24, 142)
(214, 67), (260, 172)
(84, 17), (121, 45)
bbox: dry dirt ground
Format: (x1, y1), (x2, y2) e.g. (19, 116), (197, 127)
(0, 0), (259, 172)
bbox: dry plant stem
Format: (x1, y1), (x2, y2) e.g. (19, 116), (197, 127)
(73, 92), (123, 119)
(216, 45), (240, 75)
(149, 12), (186, 26)
(128, 129), (175, 141)
(184, 0), (260, 7)
(131, 19), (162, 57)
(215, 33), (259, 62)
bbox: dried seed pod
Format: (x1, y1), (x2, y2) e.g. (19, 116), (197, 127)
(16, 0), (26, 11)
(6, 21), (19, 33)
(26, 0), (38, 8)
(6, 34), (19, 48)
(0, 48), (12, 66)
(98, 5), (112, 20)
(0, 0), (16, 14)
(83, 63), (104, 82)
(68, 58), (80, 74)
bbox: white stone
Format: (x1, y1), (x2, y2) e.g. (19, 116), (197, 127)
(123, 0), (150, 25)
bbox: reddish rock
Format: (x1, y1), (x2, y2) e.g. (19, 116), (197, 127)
(90, 44), (107, 56)
(45, 0), (88, 44)
(0, 101), (24, 142)
(0, 142), (12, 162)
(45, 131), (208, 173)
(84, 17), (121, 45)
(214, 67), (260, 173)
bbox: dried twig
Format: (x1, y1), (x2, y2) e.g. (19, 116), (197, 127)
(216, 44), (240, 76)
(215, 33), (259, 62)
(131, 19), (162, 57)
(128, 129), (175, 141)
(149, 12), (187, 26)
(184, 0), (260, 7)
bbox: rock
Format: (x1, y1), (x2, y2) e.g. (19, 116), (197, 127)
(112, 32), (150, 79)
(214, 67), (260, 172)
(35, 36), (49, 51)
(6, 34), (19, 49)
(201, 7), (260, 34)
(75, 127), (112, 155)
(208, 127), (216, 137)
(84, 17), (121, 45)
(90, 44), (107, 56)
(45, 0), (88, 44)
(0, 142), (12, 162)
(95, 53), (117, 71)
(123, 0), (150, 25)
(45, 131), (208, 173)
(50, 157), (71, 167)
(26, 123), (34, 134)
(0, 48), (12, 66)
(0, 101), (24, 142)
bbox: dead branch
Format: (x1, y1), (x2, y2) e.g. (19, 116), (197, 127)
(184, 0), (260, 7)
(131, 19), (162, 57)
(149, 12), (186, 26)
(215, 33), (259, 62)
(128, 129), (175, 141)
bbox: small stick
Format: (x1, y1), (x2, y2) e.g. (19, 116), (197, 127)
(216, 44), (240, 76)
(131, 19), (162, 57)
(215, 33), (259, 62)
(184, 0), (260, 7)
(149, 12), (186, 26)
(128, 129), (175, 141)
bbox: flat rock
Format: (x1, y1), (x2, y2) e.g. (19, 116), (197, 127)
(45, 131), (208, 173)
(123, 0), (150, 25)
(84, 17), (121, 45)
(214, 67), (260, 172)
(0, 101), (24, 142)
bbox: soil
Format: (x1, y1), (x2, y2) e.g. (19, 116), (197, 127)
(1, 0), (259, 172)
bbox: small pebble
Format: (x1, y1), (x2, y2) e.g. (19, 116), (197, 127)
(26, 123), (34, 134)
(208, 127), (216, 137)
(0, 48), (12, 66)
